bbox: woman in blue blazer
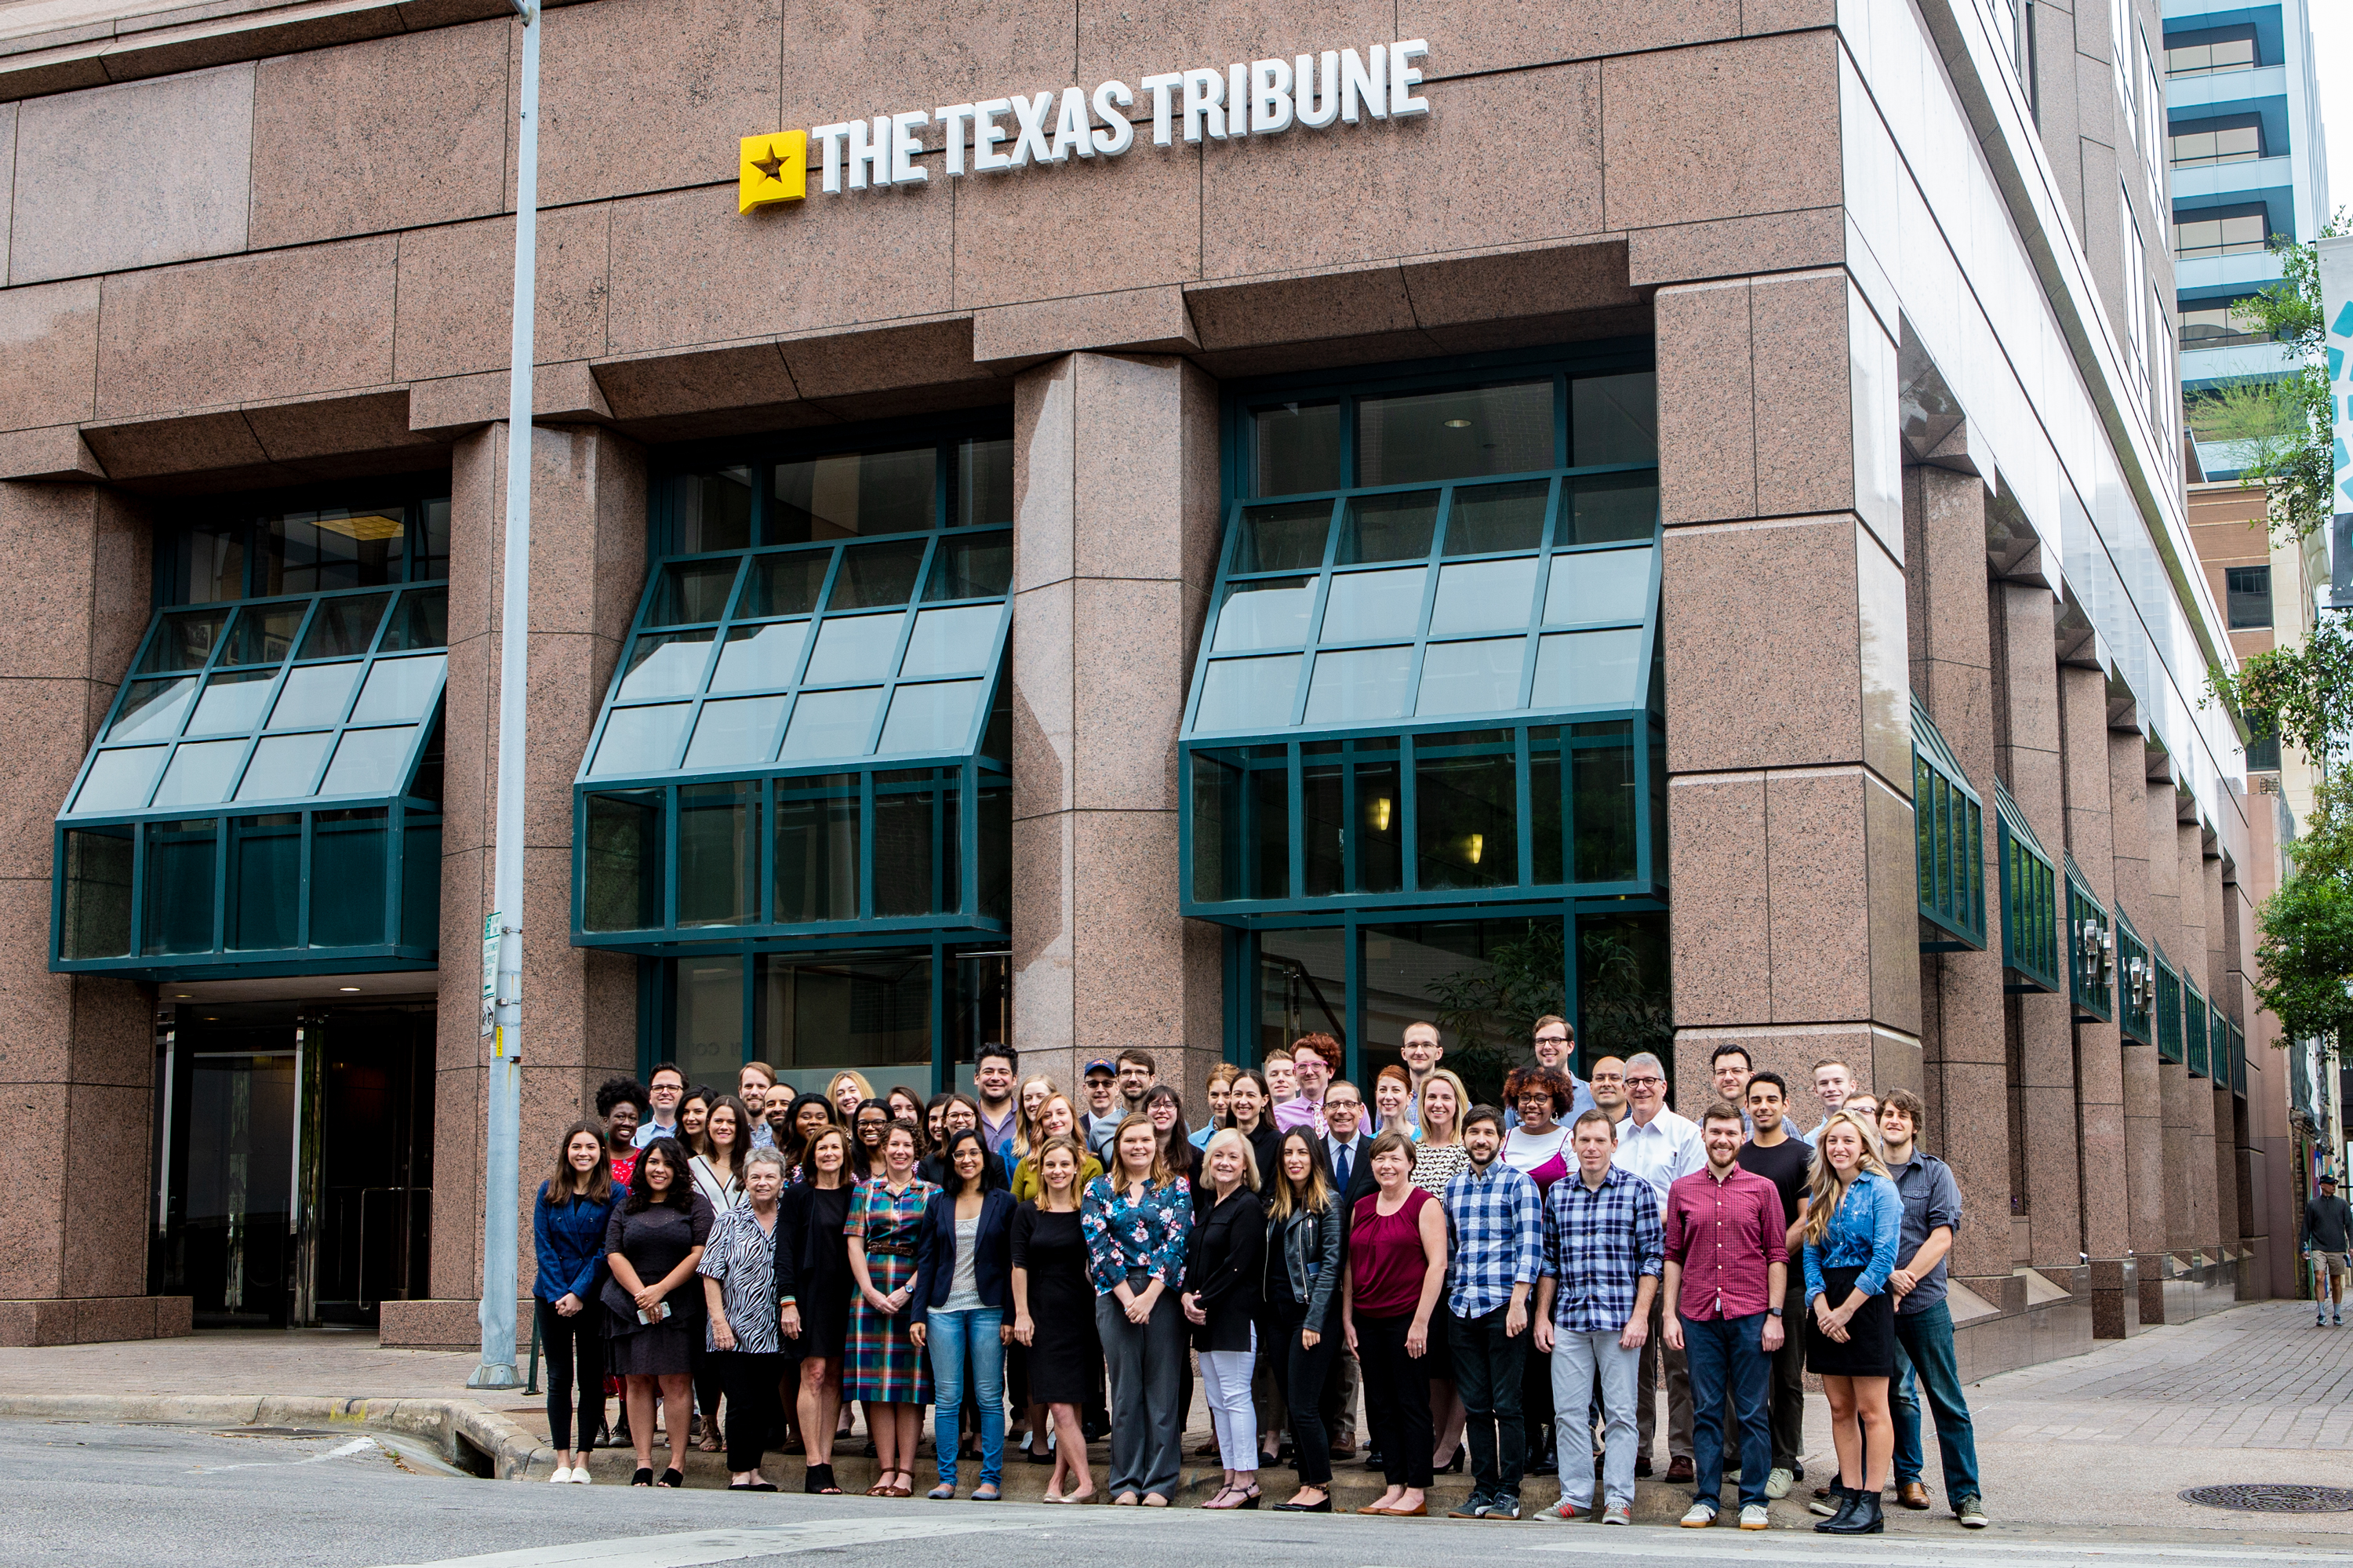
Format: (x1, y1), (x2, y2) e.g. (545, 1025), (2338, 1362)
(534, 1119), (620, 1483)
(908, 1127), (1019, 1498)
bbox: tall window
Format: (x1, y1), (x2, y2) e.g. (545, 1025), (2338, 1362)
(2169, 115), (2264, 167)
(2225, 563), (2273, 628)
(2119, 187), (2150, 395)
(2174, 204), (2271, 260)
(165, 491), (450, 606)
(2165, 24), (2257, 77)
(2180, 297), (2273, 347)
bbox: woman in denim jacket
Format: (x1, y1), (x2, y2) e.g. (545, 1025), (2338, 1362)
(1800, 1108), (1903, 1534)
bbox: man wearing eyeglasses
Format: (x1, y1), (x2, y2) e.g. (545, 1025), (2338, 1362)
(1612, 1050), (1701, 1481)
(1507, 1015), (1596, 1130)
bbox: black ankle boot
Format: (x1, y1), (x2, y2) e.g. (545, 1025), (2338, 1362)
(1813, 1485), (1861, 1532)
(1821, 1490), (1885, 1534)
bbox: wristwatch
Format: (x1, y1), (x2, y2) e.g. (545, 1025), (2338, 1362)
(1766, 1306), (1784, 1318)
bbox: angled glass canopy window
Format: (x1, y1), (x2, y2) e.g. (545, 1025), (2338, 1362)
(2182, 975), (2209, 1078)
(2153, 945), (2183, 1064)
(2064, 855), (2114, 1022)
(54, 580), (446, 980)
(1912, 699), (1986, 951)
(1182, 350), (1664, 924)
(2115, 908), (2154, 1045)
(1994, 779), (2059, 993)
(577, 429), (1013, 951)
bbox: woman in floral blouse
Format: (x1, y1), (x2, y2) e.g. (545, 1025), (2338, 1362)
(1081, 1112), (1193, 1506)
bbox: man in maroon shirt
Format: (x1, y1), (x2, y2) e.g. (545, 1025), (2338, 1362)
(1660, 1099), (1788, 1530)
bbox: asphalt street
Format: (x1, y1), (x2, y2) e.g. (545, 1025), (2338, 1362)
(2, 1421), (2350, 1568)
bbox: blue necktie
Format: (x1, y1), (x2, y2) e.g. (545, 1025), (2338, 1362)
(1333, 1143), (1351, 1190)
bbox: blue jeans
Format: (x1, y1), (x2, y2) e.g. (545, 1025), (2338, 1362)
(1680, 1312), (1771, 1511)
(926, 1307), (1005, 1488)
(1890, 1300), (1980, 1501)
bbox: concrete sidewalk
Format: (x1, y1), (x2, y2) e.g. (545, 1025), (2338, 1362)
(0, 1304), (2345, 1531)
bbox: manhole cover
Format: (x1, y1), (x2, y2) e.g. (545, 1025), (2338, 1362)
(2180, 1484), (2353, 1513)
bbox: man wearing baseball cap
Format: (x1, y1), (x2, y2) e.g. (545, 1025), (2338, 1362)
(1080, 1057), (1122, 1160)
(2305, 1173), (2351, 1327)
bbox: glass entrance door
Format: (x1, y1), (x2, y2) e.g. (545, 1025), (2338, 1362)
(181, 1046), (297, 1326)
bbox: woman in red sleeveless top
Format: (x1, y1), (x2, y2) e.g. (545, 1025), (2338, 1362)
(1341, 1130), (1448, 1516)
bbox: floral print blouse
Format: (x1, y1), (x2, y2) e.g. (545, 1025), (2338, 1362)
(1080, 1173), (1193, 1295)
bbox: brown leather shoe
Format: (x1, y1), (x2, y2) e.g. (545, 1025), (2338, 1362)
(1897, 1481), (1932, 1511)
(1664, 1457), (1694, 1484)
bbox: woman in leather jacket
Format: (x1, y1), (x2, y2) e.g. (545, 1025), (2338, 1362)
(1262, 1126), (1346, 1511)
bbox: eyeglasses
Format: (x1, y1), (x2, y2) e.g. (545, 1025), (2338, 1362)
(1533, 1034), (1569, 1045)
(1624, 1075), (1664, 1088)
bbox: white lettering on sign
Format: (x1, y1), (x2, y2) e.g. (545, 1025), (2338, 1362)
(807, 41), (1427, 195)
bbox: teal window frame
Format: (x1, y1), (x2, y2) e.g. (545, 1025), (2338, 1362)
(1994, 779), (2059, 992)
(2154, 945), (2183, 1063)
(2227, 1013), (2247, 1097)
(1180, 344), (1664, 925)
(574, 420), (1013, 956)
(2182, 975), (2209, 1077)
(2115, 908), (2154, 1045)
(51, 576), (448, 980)
(2064, 855), (2113, 1021)
(1913, 699), (1986, 951)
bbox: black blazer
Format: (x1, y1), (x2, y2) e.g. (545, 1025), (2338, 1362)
(773, 1180), (852, 1306)
(909, 1187), (1019, 1326)
(1324, 1134), (1380, 1210)
(1184, 1187), (1266, 1354)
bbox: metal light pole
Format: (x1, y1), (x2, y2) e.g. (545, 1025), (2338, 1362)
(469, 0), (540, 1391)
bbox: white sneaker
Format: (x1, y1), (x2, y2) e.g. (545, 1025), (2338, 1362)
(1740, 1504), (1770, 1530)
(548, 1466), (573, 1483)
(1764, 1467), (1794, 1500)
(1679, 1502), (1719, 1528)
(569, 1468), (594, 1483)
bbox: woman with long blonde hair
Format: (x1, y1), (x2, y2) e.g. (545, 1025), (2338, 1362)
(1012, 1072), (1060, 1162)
(1802, 1108), (1903, 1534)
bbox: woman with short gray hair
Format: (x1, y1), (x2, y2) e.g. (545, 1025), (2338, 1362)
(699, 1145), (788, 1490)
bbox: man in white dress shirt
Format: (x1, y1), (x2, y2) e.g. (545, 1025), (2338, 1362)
(1613, 1050), (1701, 1481)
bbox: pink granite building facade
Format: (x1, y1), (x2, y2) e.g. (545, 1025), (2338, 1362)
(0, 0), (2287, 1357)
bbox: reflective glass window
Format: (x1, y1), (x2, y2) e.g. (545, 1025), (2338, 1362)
(1357, 380), (1552, 485)
(1443, 480), (1549, 555)
(781, 688), (882, 760)
(1544, 547), (1653, 625)
(1429, 558), (1538, 635)
(1530, 628), (1644, 709)
(75, 748), (166, 813)
(899, 606), (1002, 678)
(269, 663), (361, 729)
(805, 613), (905, 684)
(620, 631), (718, 702)
(708, 623), (809, 693)
(320, 726), (418, 795)
(684, 696), (788, 769)
(1304, 646), (1413, 725)
(590, 704), (691, 777)
(153, 739), (247, 808)
(878, 680), (984, 755)
(773, 447), (935, 542)
(1416, 638), (1526, 717)
(351, 654), (446, 724)
(1212, 580), (1315, 653)
(238, 733), (333, 799)
(111, 678), (198, 744)
(1320, 568), (1427, 642)
(1195, 656), (1303, 733)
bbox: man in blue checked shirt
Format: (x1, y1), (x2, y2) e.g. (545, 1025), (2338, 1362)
(1442, 1104), (1544, 1520)
(1532, 1108), (1663, 1526)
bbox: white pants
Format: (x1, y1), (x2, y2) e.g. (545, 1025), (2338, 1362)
(1201, 1329), (1260, 1472)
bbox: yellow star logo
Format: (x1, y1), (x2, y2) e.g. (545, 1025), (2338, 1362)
(740, 131), (808, 213)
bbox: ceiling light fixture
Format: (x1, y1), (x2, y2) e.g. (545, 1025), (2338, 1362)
(338, 986), (362, 992)
(1443, 418), (1471, 428)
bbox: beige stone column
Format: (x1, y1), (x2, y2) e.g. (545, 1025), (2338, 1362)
(386, 422), (645, 1347)
(1656, 271), (1921, 1119)
(0, 481), (184, 1344)
(2108, 726), (2166, 1325)
(1900, 465), (2013, 1290)
(1009, 354), (1224, 1122)
(1997, 583), (2081, 1275)
(2060, 664), (2133, 1334)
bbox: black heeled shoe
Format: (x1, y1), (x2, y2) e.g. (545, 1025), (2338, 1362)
(805, 1463), (838, 1494)
(1238, 1489), (1261, 1509)
(631, 1468), (654, 1486)
(658, 1468), (685, 1488)
(1813, 1485), (1860, 1532)
(1274, 1493), (1333, 1513)
(1820, 1490), (1885, 1534)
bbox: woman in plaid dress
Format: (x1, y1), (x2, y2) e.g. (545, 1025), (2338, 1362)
(846, 1120), (937, 1497)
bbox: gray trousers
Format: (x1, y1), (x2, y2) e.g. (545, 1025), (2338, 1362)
(1552, 1330), (1641, 1511)
(1096, 1292), (1186, 1499)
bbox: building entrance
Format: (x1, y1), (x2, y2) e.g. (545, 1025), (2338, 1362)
(154, 1000), (435, 1327)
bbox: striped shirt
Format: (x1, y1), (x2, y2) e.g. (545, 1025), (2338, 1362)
(1442, 1159), (1543, 1318)
(1540, 1165), (1664, 1333)
(696, 1202), (781, 1354)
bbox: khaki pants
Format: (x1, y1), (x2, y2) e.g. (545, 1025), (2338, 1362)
(2315, 1252), (2351, 1313)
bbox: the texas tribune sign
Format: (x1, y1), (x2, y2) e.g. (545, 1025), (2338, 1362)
(738, 40), (1431, 213)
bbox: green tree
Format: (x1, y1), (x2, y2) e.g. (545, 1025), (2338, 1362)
(2253, 775), (2353, 1056)
(2212, 614), (2353, 773)
(2227, 214), (2345, 548)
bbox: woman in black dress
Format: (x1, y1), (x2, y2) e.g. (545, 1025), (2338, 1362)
(1011, 1133), (1096, 1504)
(777, 1124), (855, 1495)
(601, 1137), (713, 1487)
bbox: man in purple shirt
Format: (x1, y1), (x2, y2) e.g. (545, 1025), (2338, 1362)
(1660, 1099), (1788, 1531)
(1272, 1035), (1335, 1131)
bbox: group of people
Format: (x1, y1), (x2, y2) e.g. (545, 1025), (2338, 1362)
(529, 1030), (1991, 1532)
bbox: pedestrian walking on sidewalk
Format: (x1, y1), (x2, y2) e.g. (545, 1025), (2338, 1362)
(535, 1121), (617, 1484)
(1660, 1100), (1787, 1532)
(602, 1138), (714, 1488)
(700, 1147), (787, 1491)
(2305, 1173), (2351, 1326)
(1876, 1091), (1988, 1528)
(1801, 1109), (1901, 1534)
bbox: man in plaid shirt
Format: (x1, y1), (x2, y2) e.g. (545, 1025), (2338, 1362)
(1442, 1105), (1544, 1519)
(1533, 1108), (1663, 1525)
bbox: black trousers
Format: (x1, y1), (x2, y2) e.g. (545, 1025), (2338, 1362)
(1449, 1304), (1529, 1497)
(1356, 1312), (1433, 1488)
(1277, 1300), (1340, 1485)
(536, 1296), (605, 1453)
(718, 1350), (787, 1472)
(692, 1340), (722, 1433)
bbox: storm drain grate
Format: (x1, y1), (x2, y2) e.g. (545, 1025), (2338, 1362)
(2180, 1484), (2353, 1513)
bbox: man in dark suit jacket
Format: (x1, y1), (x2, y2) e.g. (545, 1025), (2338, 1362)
(1318, 1080), (1378, 1456)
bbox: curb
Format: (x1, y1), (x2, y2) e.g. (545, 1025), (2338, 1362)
(0, 1393), (558, 1480)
